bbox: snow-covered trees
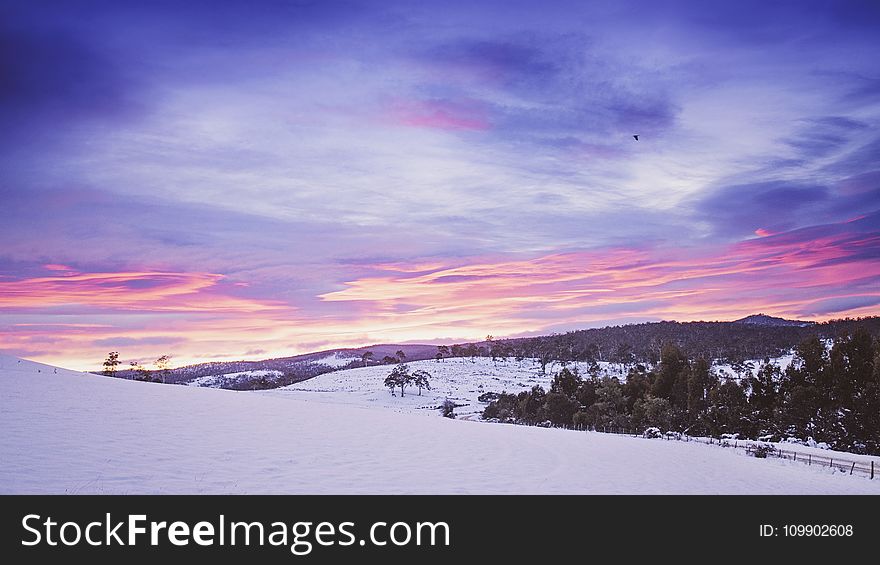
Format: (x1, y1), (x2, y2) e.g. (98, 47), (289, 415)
(412, 370), (431, 396)
(384, 365), (432, 398)
(479, 328), (880, 454)
(384, 365), (409, 396)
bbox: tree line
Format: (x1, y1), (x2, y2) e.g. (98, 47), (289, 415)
(102, 351), (172, 383)
(446, 317), (880, 370)
(481, 328), (880, 455)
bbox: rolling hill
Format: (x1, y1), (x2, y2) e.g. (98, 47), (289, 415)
(2, 354), (877, 494)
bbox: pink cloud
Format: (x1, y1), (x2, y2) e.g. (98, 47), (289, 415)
(3, 220), (878, 371)
(43, 264), (77, 273)
(0, 271), (283, 313)
(385, 98), (490, 131)
(318, 227), (880, 335)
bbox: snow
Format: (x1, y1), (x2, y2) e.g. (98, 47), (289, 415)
(712, 352), (795, 381)
(2, 353), (878, 494)
(314, 352), (361, 369)
(188, 370), (283, 388)
(263, 357), (556, 418)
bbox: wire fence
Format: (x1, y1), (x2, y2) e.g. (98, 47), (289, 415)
(584, 425), (876, 480)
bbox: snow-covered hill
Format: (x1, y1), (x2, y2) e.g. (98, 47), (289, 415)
(1, 354), (877, 494)
(263, 354), (800, 417)
(263, 357), (557, 418)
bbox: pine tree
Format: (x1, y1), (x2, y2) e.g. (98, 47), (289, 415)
(540, 392), (579, 427)
(686, 358), (712, 433)
(651, 343), (688, 401)
(551, 367), (581, 397)
(749, 362), (781, 437)
(780, 337), (826, 441)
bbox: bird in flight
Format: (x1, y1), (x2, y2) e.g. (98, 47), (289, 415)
(633, 134), (639, 141)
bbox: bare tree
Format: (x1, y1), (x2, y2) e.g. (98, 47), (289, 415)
(102, 352), (119, 377)
(129, 361), (150, 381)
(155, 355), (172, 384)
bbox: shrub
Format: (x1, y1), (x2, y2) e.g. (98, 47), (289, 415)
(752, 444), (776, 458)
(440, 399), (456, 418)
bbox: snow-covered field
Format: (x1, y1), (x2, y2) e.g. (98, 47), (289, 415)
(262, 357), (557, 418)
(189, 369), (284, 388)
(1, 354), (877, 494)
(261, 355), (795, 418)
(313, 352), (361, 368)
(712, 352), (795, 381)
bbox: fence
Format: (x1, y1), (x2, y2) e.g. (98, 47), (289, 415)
(599, 429), (876, 480)
(738, 441), (876, 479)
(518, 422), (876, 480)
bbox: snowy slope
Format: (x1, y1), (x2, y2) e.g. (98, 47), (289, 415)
(314, 352), (362, 368)
(263, 357), (556, 418)
(262, 354), (796, 417)
(188, 369), (284, 388)
(712, 353), (795, 381)
(1, 354), (877, 494)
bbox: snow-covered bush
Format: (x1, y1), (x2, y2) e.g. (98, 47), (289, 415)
(642, 427), (662, 439)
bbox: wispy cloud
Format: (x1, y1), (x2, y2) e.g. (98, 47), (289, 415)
(1, 0), (879, 368)
(0, 269), (283, 313)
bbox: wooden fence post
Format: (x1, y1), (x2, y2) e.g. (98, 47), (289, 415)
(871, 461), (874, 479)
(808, 453), (811, 466)
(830, 458), (833, 469)
(850, 462), (856, 475)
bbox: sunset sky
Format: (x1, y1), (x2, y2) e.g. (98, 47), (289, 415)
(2, 0), (879, 370)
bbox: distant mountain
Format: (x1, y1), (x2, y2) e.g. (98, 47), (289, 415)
(733, 314), (815, 327)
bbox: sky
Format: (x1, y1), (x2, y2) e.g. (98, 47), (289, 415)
(1, 0), (879, 370)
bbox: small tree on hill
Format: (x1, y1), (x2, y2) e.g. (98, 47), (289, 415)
(361, 351), (374, 367)
(441, 398), (456, 418)
(396, 349), (407, 363)
(155, 355), (172, 384)
(129, 361), (150, 381)
(412, 369), (431, 396)
(384, 364), (412, 397)
(102, 352), (119, 377)
(437, 345), (449, 362)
